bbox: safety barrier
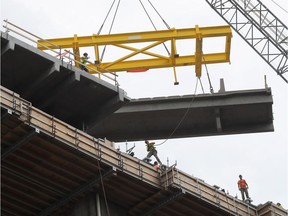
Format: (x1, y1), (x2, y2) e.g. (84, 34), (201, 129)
(0, 86), (159, 187)
(160, 166), (260, 216)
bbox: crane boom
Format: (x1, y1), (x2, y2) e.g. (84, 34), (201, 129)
(205, 0), (288, 83)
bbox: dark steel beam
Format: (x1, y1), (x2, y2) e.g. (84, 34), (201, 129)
(16, 147), (87, 182)
(139, 189), (185, 216)
(1, 129), (36, 160)
(38, 166), (116, 216)
(2, 166), (65, 197)
(26, 137), (98, 175)
(2, 161), (71, 192)
(2, 185), (46, 210)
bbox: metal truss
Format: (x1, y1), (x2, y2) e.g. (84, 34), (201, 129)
(37, 25), (232, 81)
(206, 0), (288, 83)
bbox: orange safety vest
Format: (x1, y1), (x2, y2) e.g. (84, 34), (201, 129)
(238, 179), (247, 188)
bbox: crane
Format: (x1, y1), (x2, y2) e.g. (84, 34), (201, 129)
(205, 0), (288, 83)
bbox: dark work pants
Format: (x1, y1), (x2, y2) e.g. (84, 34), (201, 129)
(146, 149), (162, 165)
(240, 188), (249, 200)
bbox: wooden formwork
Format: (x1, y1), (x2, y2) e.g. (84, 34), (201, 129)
(257, 202), (288, 216)
(160, 165), (259, 216)
(0, 86), (160, 188)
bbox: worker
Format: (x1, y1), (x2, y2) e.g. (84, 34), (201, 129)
(153, 161), (161, 171)
(237, 175), (250, 201)
(143, 140), (162, 165)
(80, 52), (89, 72)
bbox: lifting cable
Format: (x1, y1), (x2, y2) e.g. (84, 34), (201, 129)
(147, 0), (171, 29)
(98, 0), (172, 61)
(139, 0), (157, 31)
(202, 51), (214, 94)
(139, 0), (171, 55)
(198, 77), (205, 94)
(97, 0), (117, 35)
(155, 77), (200, 147)
(98, 0), (122, 62)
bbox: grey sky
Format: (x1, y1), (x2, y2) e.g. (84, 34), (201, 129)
(1, 0), (287, 207)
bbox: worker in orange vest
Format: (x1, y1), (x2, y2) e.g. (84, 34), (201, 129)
(237, 175), (250, 201)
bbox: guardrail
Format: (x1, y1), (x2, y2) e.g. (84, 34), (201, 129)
(0, 85), (160, 188)
(161, 167), (259, 215)
(2, 20), (118, 86)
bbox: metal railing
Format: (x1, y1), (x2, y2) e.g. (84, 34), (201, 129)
(2, 20), (119, 86)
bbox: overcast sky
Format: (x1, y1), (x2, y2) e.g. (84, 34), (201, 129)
(1, 0), (287, 208)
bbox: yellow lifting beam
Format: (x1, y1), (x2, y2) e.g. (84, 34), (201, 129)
(37, 25), (232, 78)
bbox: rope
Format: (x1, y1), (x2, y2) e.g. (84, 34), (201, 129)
(97, 159), (110, 216)
(155, 77), (199, 146)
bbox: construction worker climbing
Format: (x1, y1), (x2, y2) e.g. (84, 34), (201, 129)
(80, 52), (89, 72)
(143, 140), (162, 165)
